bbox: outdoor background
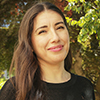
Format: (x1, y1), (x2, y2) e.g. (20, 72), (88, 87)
(0, 0), (100, 99)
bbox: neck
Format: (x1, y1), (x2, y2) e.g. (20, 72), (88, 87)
(40, 61), (71, 83)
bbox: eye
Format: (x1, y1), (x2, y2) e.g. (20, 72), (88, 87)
(57, 26), (64, 30)
(38, 30), (46, 34)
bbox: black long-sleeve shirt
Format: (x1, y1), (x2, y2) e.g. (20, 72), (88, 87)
(0, 73), (95, 100)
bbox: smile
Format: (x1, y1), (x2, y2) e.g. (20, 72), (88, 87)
(48, 45), (63, 52)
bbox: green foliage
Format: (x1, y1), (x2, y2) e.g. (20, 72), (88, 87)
(0, 0), (55, 75)
(81, 50), (100, 85)
(0, 0), (100, 95)
(0, 0), (25, 75)
(65, 0), (100, 49)
(0, 78), (6, 89)
(65, 0), (100, 91)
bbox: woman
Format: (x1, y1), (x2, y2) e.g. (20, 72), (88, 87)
(0, 2), (95, 100)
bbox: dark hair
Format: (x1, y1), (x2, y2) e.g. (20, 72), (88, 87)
(10, 2), (72, 100)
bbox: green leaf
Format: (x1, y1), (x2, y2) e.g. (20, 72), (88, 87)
(80, 0), (85, 2)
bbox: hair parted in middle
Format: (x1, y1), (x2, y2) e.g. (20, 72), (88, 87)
(10, 2), (72, 100)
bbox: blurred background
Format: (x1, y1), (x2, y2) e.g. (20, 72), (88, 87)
(0, 0), (100, 99)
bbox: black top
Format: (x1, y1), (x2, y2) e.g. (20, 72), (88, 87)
(0, 73), (95, 100)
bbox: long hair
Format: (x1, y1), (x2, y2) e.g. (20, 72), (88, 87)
(10, 2), (72, 100)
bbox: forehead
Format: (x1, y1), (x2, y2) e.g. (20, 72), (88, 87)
(33, 10), (64, 26)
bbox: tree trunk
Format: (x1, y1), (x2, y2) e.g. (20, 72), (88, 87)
(72, 52), (85, 76)
(96, 76), (100, 95)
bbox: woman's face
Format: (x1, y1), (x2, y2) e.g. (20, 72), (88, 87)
(31, 10), (69, 65)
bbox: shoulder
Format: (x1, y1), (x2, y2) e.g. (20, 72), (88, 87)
(71, 73), (94, 92)
(71, 73), (92, 84)
(0, 77), (16, 100)
(1, 77), (16, 91)
(71, 73), (95, 99)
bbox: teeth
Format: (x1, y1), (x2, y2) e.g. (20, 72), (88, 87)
(54, 48), (60, 49)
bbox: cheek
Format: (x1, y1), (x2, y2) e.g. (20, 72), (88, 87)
(60, 31), (70, 52)
(60, 31), (69, 43)
(31, 36), (49, 52)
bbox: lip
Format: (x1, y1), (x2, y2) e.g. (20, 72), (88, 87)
(48, 45), (63, 52)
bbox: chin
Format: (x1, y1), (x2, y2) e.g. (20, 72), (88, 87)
(52, 56), (66, 63)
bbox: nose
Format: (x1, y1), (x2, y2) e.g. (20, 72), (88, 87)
(50, 28), (60, 43)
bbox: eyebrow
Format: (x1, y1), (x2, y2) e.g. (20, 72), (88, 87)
(35, 25), (47, 33)
(35, 21), (64, 32)
(55, 21), (64, 26)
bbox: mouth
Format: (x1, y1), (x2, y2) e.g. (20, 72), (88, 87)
(48, 45), (63, 52)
